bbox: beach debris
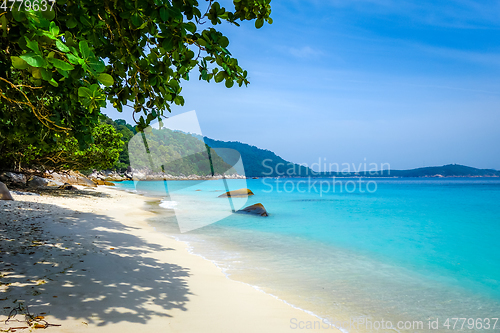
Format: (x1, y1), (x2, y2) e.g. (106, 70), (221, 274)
(238, 203), (269, 217)
(218, 188), (254, 198)
(4, 302), (61, 330)
(0, 182), (14, 201)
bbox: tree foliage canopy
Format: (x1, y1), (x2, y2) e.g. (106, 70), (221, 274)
(0, 0), (271, 171)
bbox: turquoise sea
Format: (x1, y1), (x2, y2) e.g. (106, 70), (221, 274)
(116, 178), (500, 332)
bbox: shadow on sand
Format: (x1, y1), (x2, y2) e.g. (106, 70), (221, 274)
(0, 197), (191, 327)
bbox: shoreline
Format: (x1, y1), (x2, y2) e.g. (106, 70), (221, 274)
(170, 234), (346, 331)
(0, 186), (340, 332)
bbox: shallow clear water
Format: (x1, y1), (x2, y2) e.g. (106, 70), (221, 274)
(117, 178), (500, 332)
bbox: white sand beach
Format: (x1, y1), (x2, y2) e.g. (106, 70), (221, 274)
(0, 186), (338, 333)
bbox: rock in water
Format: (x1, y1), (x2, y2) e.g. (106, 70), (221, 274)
(238, 203), (268, 217)
(0, 182), (14, 200)
(218, 188), (254, 198)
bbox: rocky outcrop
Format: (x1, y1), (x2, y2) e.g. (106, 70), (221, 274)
(0, 172), (27, 187)
(129, 169), (246, 181)
(27, 176), (64, 188)
(86, 168), (247, 182)
(218, 188), (254, 198)
(93, 179), (115, 186)
(45, 170), (96, 187)
(88, 170), (128, 182)
(238, 203), (268, 217)
(0, 182), (14, 200)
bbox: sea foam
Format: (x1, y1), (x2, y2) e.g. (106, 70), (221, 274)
(159, 200), (178, 209)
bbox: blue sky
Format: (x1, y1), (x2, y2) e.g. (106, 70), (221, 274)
(104, 0), (500, 170)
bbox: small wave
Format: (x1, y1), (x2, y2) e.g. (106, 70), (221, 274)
(159, 200), (178, 209)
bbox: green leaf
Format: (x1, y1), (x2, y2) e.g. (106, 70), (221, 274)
(25, 37), (39, 52)
(225, 79), (234, 88)
(78, 86), (92, 98)
(26, 11), (49, 28)
(41, 68), (52, 81)
(48, 58), (75, 71)
(255, 18), (264, 29)
(49, 78), (59, 87)
(56, 40), (70, 52)
(131, 13), (142, 27)
(49, 21), (60, 36)
(64, 32), (77, 46)
(88, 58), (105, 73)
(41, 31), (57, 40)
(215, 71), (224, 83)
(96, 73), (114, 87)
(66, 53), (82, 65)
(89, 84), (100, 93)
(160, 7), (169, 21)
(162, 38), (173, 51)
(150, 76), (158, 86)
(11, 56), (29, 70)
(31, 68), (42, 79)
(20, 52), (46, 67)
(79, 41), (91, 59)
(12, 8), (26, 22)
(78, 85), (105, 110)
(219, 36), (229, 48)
(66, 17), (78, 29)
(56, 67), (69, 78)
(41, 9), (56, 21)
(185, 22), (196, 33)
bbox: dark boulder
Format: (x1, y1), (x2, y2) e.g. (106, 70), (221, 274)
(238, 203), (268, 217)
(0, 172), (27, 186)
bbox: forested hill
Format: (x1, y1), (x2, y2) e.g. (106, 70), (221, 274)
(202, 138), (312, 177)
(105, 116), (308, 177)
